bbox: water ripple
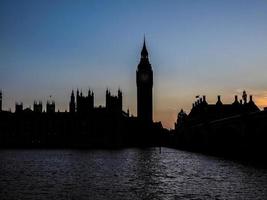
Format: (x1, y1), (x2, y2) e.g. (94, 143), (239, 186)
(0, 148), (267, 200)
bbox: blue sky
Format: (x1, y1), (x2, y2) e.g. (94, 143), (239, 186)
(1, 0), (267, 128)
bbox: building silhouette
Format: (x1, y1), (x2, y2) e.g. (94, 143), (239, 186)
(1, 39), (267, 161)
(171, 91), (267, 161)
(177, 91), (260, 127)
(69, 90), (75, 113)
(46, 101), (55, 113)
(106, 89), (122, 112)
(33, 101), (43, 113)
(76, 89), (94, 113)
(15, 102), (23, 113)
(1, 39), (266, 161)
(136, 38), (153, 123)
(0, 39), (165, 148)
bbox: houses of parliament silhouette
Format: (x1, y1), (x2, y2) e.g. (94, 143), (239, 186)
(0, 39), (267, 161)
(0, 40), (164, 148)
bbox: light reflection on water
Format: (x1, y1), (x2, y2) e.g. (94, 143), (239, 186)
(0, 148), (267, 200)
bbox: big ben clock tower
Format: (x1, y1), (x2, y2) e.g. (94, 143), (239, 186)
(136, 38), (153, 123)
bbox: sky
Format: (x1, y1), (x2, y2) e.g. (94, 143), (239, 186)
(1, 0), (267, 129)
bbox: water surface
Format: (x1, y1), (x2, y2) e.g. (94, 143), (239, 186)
(0, 148), (267, 200)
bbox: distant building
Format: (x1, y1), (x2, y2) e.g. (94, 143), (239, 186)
(68, 89), (123, 113)
(176, 91), (260, 127)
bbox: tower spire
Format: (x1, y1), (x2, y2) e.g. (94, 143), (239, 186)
(136, 38), (153, 123)
(143, 34), (146, 46)
(141, 36), (148, 58)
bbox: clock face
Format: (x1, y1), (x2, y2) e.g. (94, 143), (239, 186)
(140, 73), (149, 82)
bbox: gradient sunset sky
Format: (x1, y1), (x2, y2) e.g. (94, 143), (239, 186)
(1, 0), (267, 128)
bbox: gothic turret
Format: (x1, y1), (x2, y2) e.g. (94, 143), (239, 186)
(242, 90), (248, 104)
(76, 89), (94, 113)
(106, 89), (122, 112)
(46, 100), (55, 113)
(69, 90), (75, 113)
(46, 100), (56, 113)
(33, 101), (43, 113)
(216, 95), (223, 106)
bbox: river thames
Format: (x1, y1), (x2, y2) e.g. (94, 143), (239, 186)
(0, 148), (267, 200)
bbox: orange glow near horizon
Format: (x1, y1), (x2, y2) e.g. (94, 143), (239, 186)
(255, 97), (267, 110)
